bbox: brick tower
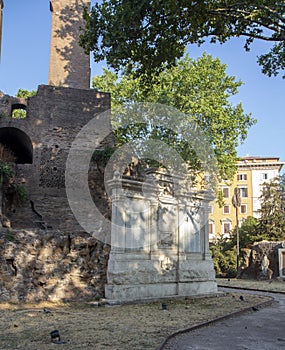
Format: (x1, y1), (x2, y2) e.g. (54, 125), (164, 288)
(49, 0), (91, 89)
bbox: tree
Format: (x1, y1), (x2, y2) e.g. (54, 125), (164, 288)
(80, 1), (285, 79)
(12, 89), (36, 119)
(15, 89), (36, 99)
(211, 216), (258, 277)
(92, 54), (256, 180)
(231, 216), (260, 246)
(210, 242), (237, 277)
(257, 174), (285, 241)
(211, 176), (285, 277)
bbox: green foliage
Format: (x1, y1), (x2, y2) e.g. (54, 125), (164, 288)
(15, 184), (28, 205)
(12, 89), (37, 119)
(0, 143), (28, 209)
(232, 216), (260, 247)
(12, 109), (26, 119)
(211, 216), (259, 277)
(5, 231), (15, 242)
(80, 1), (285, 79)
(92, 147), (115, 168)
(92, 54), (256, 180)
(15, 89), (37, 99)
(257, 174), (285, 241)
(0, 144), (16, 185)
(210, 243), (237, 278)
(211, 190), (285, 277)
(0, 163), (14, 185)
(216, 190), (225, 208)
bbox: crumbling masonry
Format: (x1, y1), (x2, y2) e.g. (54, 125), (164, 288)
(0, 0), (113, 301)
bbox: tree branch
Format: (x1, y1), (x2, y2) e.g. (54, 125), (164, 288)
(256, 4), (285, 24)
(240, 31), (284, 41)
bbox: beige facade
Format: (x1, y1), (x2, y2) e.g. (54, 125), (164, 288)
(209, 156), (284, 242)
(49, 0), (91, 89)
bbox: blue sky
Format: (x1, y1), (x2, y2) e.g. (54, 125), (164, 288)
(0, 1), (284, 166)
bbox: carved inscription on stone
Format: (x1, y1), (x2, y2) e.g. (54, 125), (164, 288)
(157, 204), (176, 248)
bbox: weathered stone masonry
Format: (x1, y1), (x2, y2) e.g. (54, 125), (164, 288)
(0, 229), (110, 302)
(0, 0), (113, 302)
(49, 0), (91, 89)
(0, 85), (111, 230)
(0, 85), (113, 301)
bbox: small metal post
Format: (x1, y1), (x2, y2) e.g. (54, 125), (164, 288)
(232, 187), (241, 274)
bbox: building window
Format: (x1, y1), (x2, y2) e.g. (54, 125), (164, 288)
(237, 174), (247, 181)
(240, 204), (247, 214)
(222, 222), (231, 235)
(261, 173), (268, 180)
(223, 205), (230, 214)
(208, 222), (214, 234)
(222, 187), (230, 198)
(239, 187), (248, 198)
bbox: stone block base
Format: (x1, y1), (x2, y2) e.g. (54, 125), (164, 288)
(105, 280), (217, 303)
(105, 250), (217, 302)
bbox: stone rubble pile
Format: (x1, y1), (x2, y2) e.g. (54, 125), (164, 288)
(0, 228), (110, 302)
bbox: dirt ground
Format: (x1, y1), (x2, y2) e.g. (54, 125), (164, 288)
(0, 292), (271, 350)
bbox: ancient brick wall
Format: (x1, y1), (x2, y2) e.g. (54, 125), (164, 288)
(0, 85), (113, 301)
(0, 85), (112, 232)
(0, 1), (113, 302)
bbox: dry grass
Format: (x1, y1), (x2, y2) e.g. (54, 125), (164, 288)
(217, 278), (285, 293)
(0, 292), (271, 350)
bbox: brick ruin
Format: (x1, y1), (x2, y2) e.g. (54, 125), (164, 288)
(0, 0), (115, 302)
(0, 85), (113, 301)
(0, 85), (111, 230)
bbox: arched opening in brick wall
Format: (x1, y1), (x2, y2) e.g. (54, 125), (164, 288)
(11, 102), (27, 119)
(0, 127), (33, 164)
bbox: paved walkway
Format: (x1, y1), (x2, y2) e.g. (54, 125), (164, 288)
(161, 288), (285, 350)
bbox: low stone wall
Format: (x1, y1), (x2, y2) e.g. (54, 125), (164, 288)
(0, 228), (110, 302)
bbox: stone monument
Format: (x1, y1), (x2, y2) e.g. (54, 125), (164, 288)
(105, 169), (217, 302)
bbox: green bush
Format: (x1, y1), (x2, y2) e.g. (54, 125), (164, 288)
(210, 244), (237, 278)
(16, 184), (28, 205)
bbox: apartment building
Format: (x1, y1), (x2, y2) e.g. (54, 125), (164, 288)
(209, 156), (284, 242)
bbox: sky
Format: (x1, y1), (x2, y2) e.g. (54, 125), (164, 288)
(0, 1), (284, 168)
